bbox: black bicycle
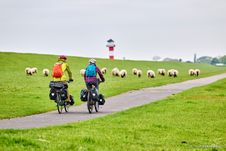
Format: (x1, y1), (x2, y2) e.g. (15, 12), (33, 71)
(86, 80), (104, 114)
(86, 85), (99, 113)
(49, 81), (73, 114)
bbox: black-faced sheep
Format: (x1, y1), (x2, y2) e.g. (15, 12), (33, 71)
(188, 69), (195, 76)
(42, 69), (49, 77)
(132, 68), (138, 75)
(119, 69), (127, 78)
(31, 67), (38, 74)
(137, 70), (142, 78)
(25, 67), (32, 75)
(168, 69), (178, 77)
(101, 67), (107, 74)
(157, 69), (166, 76)
(194, 69), (201, 76)
(147, 70), (155, 78)
(80, 69), (86, 76)
(112, 67), (120, 77)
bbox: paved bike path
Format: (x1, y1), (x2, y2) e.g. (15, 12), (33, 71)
(1, 73), (226, 129)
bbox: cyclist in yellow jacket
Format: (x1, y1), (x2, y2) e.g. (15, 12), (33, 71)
(53, 55), (73, 82)
(53, 55), (74, 104)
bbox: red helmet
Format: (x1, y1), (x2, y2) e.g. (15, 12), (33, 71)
(58, 55), (67, 60)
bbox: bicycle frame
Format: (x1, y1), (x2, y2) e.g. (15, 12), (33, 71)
(55, 88), (69, 114)
(87, 85), (99, 113)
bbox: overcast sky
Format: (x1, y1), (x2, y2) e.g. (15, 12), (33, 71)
(0, 0), (225, 61)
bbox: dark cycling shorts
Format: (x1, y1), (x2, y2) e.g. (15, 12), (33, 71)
(86, 81), (99, 91)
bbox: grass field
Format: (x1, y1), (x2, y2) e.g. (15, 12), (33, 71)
(0, 75), (225, 150)
(0, 52), (226, 119)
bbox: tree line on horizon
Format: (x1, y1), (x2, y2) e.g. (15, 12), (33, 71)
(152, 55), (226, 65)
(194, 55), (226, 65)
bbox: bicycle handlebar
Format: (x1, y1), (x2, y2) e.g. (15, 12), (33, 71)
(98, 78), (103, 84)
(68, 79), (74, 83)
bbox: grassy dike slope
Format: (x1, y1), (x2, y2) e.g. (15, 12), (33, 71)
(0, 52), (226, 119)
(0, 75), (226, 150)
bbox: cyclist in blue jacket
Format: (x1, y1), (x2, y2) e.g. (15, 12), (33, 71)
(84, 59), (105, 91)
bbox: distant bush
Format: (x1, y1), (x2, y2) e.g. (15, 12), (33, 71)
(163, 58), (179, 62)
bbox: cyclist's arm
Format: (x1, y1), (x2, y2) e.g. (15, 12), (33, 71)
(66, 63), (73, 80)
(83, 70), (87, 81)
(96, 67), (105, 82)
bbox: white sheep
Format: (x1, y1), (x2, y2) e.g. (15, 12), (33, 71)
(188, 69), (195, 76)
(119, 69), (127, 78)
(42, 69), (49, 77)
(31, 67), (38, 74)
(101, 67), (107, 74)
(80, 69), (86, 76)
(174, 69), (179, 77)
(25, 67), (32, 75)
(112, 67), (120, 77)
(137, 70), (142, 78)
(157, 69), (166, 76)
(194, 69), (201, 76)
(132, 68), (138, 75)
(168, 69), (178, 77)
(147, 70), (155, 78)
(167, 69), (173, 77)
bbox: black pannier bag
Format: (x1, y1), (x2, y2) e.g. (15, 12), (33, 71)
(49, 81), (68, 89)
(49, 88), (57, 100)
(80, 89), (88, 102)
(90, 88), (99, 101)
(49, 87), (68, 101)
(60, 89), (68, 100)
(98, 94), (105, 105)
(69, 95), (75, 105)
(49, 81), (68, 101)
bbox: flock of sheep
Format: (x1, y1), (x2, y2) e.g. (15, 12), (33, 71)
(25, 66), (201, 78)
(25, 67), (50, 76)
(79, 67), (201, 78)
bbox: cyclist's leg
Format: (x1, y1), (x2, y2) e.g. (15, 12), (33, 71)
(93, 80), (99, 93)
(87, 81), (98, 92)
(86, 82), (92, 90)
(62, 81), (70, 103)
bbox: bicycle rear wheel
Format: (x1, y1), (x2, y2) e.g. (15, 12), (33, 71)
(87, 92), (93, 114)
(57, 105), (64, 114)
(56, 94), (63, 114)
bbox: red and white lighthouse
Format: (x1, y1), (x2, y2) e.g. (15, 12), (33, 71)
(106, 39), (115, 60)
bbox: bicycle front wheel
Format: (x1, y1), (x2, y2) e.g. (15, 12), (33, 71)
(94, 101), (99, 112)
(64, 103), (70, 112)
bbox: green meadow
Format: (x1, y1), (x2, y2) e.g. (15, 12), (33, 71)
(0, 52), (226, 119)
(0, 74), (225, 151)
